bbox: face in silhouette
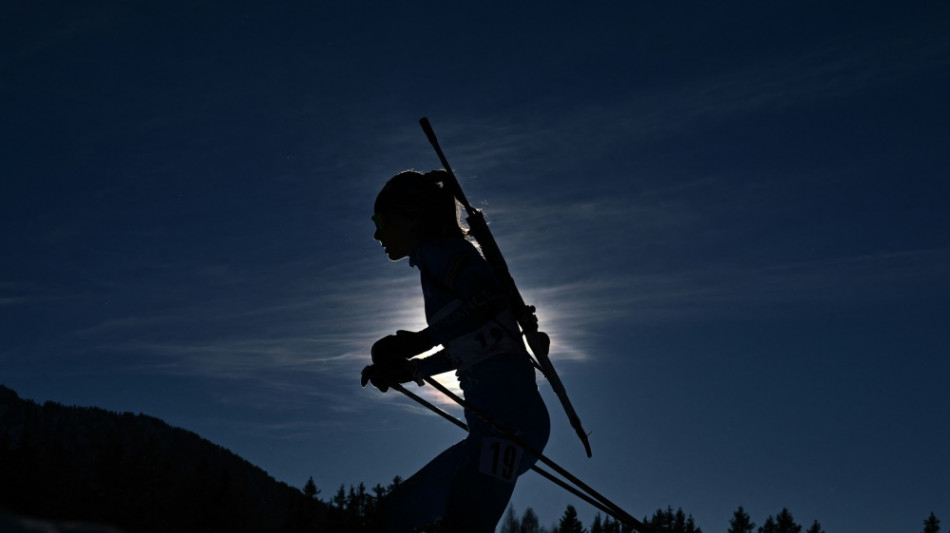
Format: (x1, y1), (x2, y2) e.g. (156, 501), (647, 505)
(373, 211), (421, 261)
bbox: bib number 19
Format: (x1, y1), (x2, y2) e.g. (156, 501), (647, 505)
(479, 437), (524, 484)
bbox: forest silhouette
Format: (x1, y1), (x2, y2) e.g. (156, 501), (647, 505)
(0, 386), (941, 533)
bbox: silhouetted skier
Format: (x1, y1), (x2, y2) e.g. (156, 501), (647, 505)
(362, 170), (550, 533)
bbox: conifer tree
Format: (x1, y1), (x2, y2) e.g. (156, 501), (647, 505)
(591, 513), (604, 533)
(729, 506), (755, 533)
(923, 512), (941, 533)
(332, 485), (346, 509)
(648, 507), (673, 532)
(645, 506), (702, 533)
(522, 507), (542, 533)
(685, 515), (700, 533)
(774, 508), (801, 533)
(601, 515), (621, 533)
(501, 506), (521, 533)
(805, 520), (824, 533)
(372, 483), (387, 499)
(557, 504), (587, 533)
(758, 516), (777, 533)
(388, 475), (403, 491)
(303, 476), (319, 499)
(674, 508), (686, 533)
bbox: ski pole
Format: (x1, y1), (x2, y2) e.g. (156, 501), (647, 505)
(418, 377), (648, 532)
(389, 383), (631, 526)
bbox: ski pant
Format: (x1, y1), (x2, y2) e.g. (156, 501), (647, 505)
(380, 369), (550, 533)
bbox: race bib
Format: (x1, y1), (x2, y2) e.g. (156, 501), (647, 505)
(440, 308), (524, 369)
(479, 437), (524, 484)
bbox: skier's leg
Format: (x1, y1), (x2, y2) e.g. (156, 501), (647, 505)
(440, 380), (552, 532)
(374, 439), (468, 533)
(439, 447), (517, 533)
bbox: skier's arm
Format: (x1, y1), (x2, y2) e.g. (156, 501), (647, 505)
(412, 349), (457, 378)
(372, 247), (506, 363)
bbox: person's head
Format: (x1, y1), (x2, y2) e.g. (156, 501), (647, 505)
(372, 170), (465, 261)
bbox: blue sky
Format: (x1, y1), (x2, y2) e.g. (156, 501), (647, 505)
(2, 1), (949, 531)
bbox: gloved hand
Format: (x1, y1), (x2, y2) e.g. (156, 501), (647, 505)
(371, 330), (434, 364)
(360, 359), (420, 393)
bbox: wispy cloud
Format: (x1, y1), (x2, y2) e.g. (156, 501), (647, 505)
(416, 23), (949, 187)
(67, 253), (469, 413)
(0, 280), (72, 306)
(530, 247), (949, 363)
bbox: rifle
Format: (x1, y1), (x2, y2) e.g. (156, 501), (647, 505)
(419, 117), (593, 458)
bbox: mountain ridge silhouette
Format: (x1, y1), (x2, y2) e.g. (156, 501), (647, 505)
(0, 385), (326, 532)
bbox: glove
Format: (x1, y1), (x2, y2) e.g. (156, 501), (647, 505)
(360, 359), (420, 393)
(371, 330), (434, 364)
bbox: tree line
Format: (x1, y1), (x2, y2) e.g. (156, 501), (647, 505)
(307, 476), (943, 533)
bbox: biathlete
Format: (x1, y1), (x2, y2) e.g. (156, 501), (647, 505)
(361, 169), (550, 533)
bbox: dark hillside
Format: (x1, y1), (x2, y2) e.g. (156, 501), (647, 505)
(0, 385), (326, 532)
